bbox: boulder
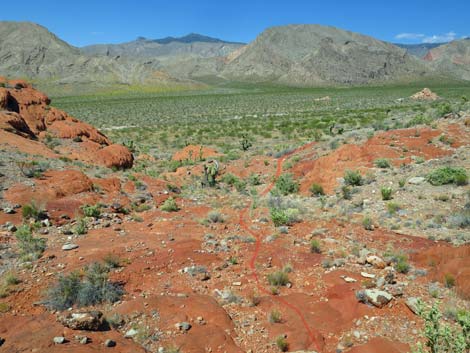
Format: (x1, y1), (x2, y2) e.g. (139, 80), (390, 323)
(59, 311), (105, 331)
(408, 177), (426, 185)
(95, 144), (134, 169)
(406, 297), (420, 315)
(364, 289), (393, 308)
(410, 88), (439, 101)
(366, 255), (386, 269)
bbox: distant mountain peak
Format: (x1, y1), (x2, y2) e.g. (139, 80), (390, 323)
(150, 33), (244, 45)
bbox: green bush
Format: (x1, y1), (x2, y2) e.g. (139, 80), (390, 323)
(269, 310), (282, 323)
(274, 173), (299, 195)
(309, 183), (325, 196)
(160, 197), (179, 212)
(81, 204), (101, 218)
(427, 167), (468, 186)
(374, 158), (391, 169)
(444, 273), (455, 288)
(15, 225), (46, 261)
(275, 336), (288, 352)
(267, 271), (289, 287)
(387, 202), (401, 215)
(412, 301), (469, 353)
(207, 210), (224, 223)
(381, 187), (393, 200)
(362, 216), (373, 230)
(22, 203), (46, 221)
(270, 208), (300, 227)
(248, 173), (262, 186)
(221, 173), (239, 186)
(344, 170), (363, 186)
(310, 239), (321, 254)
(74, 218), (88, 235)
(46, 262), (123, 310)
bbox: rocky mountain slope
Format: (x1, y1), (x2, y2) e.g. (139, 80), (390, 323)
(220, 25), (431, 85)
(424, 38), (470, 80)
(81, 33), (244, 59)
(395, 43), (444, 58)
(1, 21), (468, 88)
(0, 22), (192, 87)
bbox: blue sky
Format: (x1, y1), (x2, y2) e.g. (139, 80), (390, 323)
(2, 0), (469, 46)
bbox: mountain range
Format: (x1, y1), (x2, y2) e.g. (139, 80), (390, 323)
(0, 21), (468, 89)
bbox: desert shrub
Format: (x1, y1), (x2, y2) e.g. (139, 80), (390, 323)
(22, 203), (46, 221)
(427, 167), (468, 186)
(103, 254), (121, 269)
(444, 273), (455, 288)
(344, 170), (363, 186)
(270, 208), (300, 227)
(412, 301), (469, 353)
(387, 202), (401, 215)
(81, 204), (101, 218)
(46, 262), (123, 310)
(381, 187), (393, 200)
(74, 218), (88, 235)
(362, 216), (373, 230)
(161, 197), (179, 212)
(273, 173), (299, 195)
(221, 173), (239, 186)
(269, 310), (282, 323)
(207, 210), (224, 223)
(310, 183), (325, 196)
(310, 239), (321, 254)
(15, 225), (46, 260)
(267, 271), (289, 287)
(248, 173), (262, 186)
(375, 158), (391, 169)
(437, 102), (453, 116)
(398, 179), (406, 188)
(276, 336), (288, 352)
(240, 134), (252, 151)
(395, 256), (410, 274)
(341, 186), (352, 200)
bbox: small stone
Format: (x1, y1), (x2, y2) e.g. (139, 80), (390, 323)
(125, 328), (139, 338)
(7, 224), (17, 232)
(408, 177), (426, 185)
(175, 322), (192, 331)
(3, 207), (15, 214)
(361, 272), (375, 279)
(75, 335), (89, 344)
(62, 243), (79, 251)
(104, 339), (116, 347)
(406, 297), (420, 315)
(53, 336), (66, 344)
(343, 277), (357, 283)
(232, 281), (242, 286)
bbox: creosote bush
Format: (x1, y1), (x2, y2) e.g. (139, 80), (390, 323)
(160, 197), (179, 212)
(427, 167), (468, 186)
(273, 173), (299, 195)
(276, 336), (288, 352)
(310, 239), (321, 254)
(374, 158), (391, 169)
(267, 270), (289, 287)
(46, 262), (123, 310)
(344, 170), (363, 186)
(22, 203), (46, 221)
(310, 183), (325, 196)
(81, 204), (101, 218)
(15, 225), (46, 261)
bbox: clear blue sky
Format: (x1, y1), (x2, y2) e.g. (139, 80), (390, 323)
(2, 0), (469, 46)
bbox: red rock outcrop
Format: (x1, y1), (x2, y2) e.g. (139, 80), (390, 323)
(0, 79), (133, 168)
